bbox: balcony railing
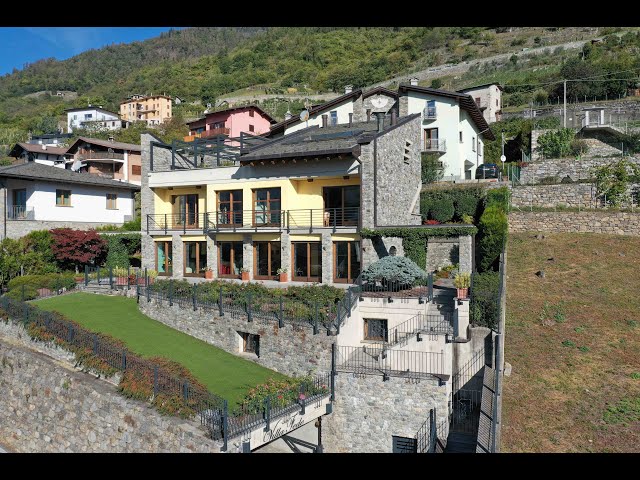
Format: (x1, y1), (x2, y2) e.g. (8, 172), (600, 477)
(8, 206), (34, 220)
(422, 107), (437, 120)
(146, 213), (206, 233)
(422, 139), (446, 152)
(201, 128), (230, 138)
(146, 208), (360, 233)
(76, 151), (125, 161)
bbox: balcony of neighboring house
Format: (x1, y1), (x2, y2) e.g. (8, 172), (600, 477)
(422, 138), (446, 153)
(7, 205), (34, 221)
(422, 102), (437, 121)
(201, 127), (230, 138)
(76, 151), (125, 161)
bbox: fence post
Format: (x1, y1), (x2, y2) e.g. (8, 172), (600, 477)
(428, 273), (433, 303)
(346, 289), (352, 318)
(358, 275), (363, 301)
(183, 381), (189, 403)
(153, 366), (158, 397)
(169, 280), (173, 307)
(247, 292), (253, 322)
(84, 265), (88, 286)
(429, 408), (436, 453)
(127, 266), (131, 290)
(330, 343), (336, 402)
(93, 334), (98, 355)
(218, 286), (224, 316)
(68, 325), (74, 344)
(145, 268), (148, 287)
(326, 301), (332, 335)
(335, 303), (341, 335)
(109, 267), (113, 290)
(146, 281), (151, 303)
(136, 271), (140, 303)
(278, 295), (284, 328)
(313, 301), (318, 335)
(121, 350), (127, 371)
(97, 267), (100, 285)
(222, 400), (229, 452)
(21, 284), (25, 302)
(192, 284), (197, 311)
(263, 396), (271, 432)
(299, 383), (306, 415)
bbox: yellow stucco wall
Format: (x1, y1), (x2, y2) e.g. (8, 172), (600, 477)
(153, 187), (206, 215)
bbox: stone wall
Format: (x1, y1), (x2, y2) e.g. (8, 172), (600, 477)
(361, 236), (405, 268)
(508, 211), (640, 236)
(3, 220), (125, 240)
(323, 374), (449, 453)
(519, 155), (640, 184)
(426, 237), (458, 273)
(511, 183), (598, 209)
(0, 330), (222, 453)
(138, 297), (333, 377)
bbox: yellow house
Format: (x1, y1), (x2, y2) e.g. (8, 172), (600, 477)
(120, 94), (172, 126)
(140, 111), (423, 285)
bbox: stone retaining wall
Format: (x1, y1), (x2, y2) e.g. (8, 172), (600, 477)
(508, 211), (640, 235)
(519, 156), (640, 184)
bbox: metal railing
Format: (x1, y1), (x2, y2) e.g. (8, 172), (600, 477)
(415, 408), (438, 453)
(386, 312), (453, 348)
(422, 107), (437, 120)
(287, 207), (359, 230)
(76, 151), (125, 161)
(201, 127), (230, 138)
(422, 139), (446, 152)
(335, 345), (445, 380)
(7, 206), (34, 220)
(206, 210), (285, 230)
(146, 213), (207, 233)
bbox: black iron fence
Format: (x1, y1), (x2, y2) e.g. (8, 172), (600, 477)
(386, 312), (453, 348)
(415, 408), (437, 453)
(0, 294), (333, 449)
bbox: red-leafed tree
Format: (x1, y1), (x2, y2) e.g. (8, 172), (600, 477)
(50, 228), (107, 272)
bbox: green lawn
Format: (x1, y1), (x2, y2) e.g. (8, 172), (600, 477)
(35, 292), (286, 406)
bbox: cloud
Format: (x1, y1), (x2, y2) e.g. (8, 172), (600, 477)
(22, 27), (103, 55)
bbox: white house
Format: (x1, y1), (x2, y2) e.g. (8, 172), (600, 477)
(0, 162), (139, 239)
(8, 143), (69, 168)
(66, 106), (126, 133)
(27, 133), (74, 147)
(458, 83), (503, 124)
(398, 80), (495, 181)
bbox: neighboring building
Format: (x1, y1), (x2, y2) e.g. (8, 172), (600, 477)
(399, 80), (496, 181)
(65, 137), (142, 186)
(27, 133), (73, 147)
(120, 94), (172, 126)
(174, 96), (185, 105)
(140, 112), (422, 282)
(8, 143), (69, 168)
(185, 105), (275, 141)
(458, 83), (503, 124)
(0, 162), (139, 239)
(66, 107), (125, 133)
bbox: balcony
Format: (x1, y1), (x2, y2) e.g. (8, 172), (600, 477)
(8, 206), (34, 220)
(76, 151), (125, 161)
(422, 107), (437, 120)
(146, 213), (206, 233)
(201, 128), (230, 138)
(422, 139), (446, 153)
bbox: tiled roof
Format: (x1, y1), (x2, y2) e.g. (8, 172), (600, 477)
(66, 136), (141, 153)
(9, 143), (68, 156)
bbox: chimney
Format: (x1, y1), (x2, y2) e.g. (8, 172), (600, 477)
(284, 110), (292, 121)
(391, 109), (397, 126)
(410, 77), (419, 86)
(375, 112), (384, 133)
(348, 113), (353, 127)
(344, 85), (353, 94)
(321, 114), (328, 128)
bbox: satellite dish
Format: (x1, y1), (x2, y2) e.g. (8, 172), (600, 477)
(299, 110), (309, 122)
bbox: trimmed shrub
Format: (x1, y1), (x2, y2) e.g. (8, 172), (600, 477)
(477, 205), (508, 272)
(105, 235), (130, 269)
(7, 273), (76, 293)
(5, 286), (37, 301)
(361, 256), (427, 287)
(484, 186), (511, 211)
(470, 271), (500, 329)
(429, 198), (455, 223)
(454, 195), (478, 219)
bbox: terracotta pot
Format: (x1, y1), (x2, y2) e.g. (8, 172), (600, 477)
(279, 273), (288, 282)
(205, 270), (214, 280)
(241, 271), (250, 281)
(456, 287), (469, 299)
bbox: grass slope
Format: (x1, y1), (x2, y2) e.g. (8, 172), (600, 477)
(36, 292), (286, 406)
(503, 232), (640, 452)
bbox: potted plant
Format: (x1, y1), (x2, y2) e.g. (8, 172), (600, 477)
(453, 272), (471, 299)
(241, 267), (250, 281)
(277, 267), (288, 283)
(204, 266), (214, 280)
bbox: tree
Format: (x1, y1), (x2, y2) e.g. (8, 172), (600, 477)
(536, 128), (576, 158)
(421, 152), (444, 184)
(592, 159), (640, 207)
(430, 78), (443, 89)
(50, 229), (107, 272)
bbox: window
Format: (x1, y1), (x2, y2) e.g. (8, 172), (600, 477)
(218, 241), (243, 278)
(330, 110), (338, 126)
(478, 140), (483, 156)
(217, 190), (243, 226)
(172, 194), (199, 228)
(156, 241), (173, 275)
(472, 136), (476, 152)
(475, 97), (481, 106)
(254, 241), (281, 280)
(106, 193), (117, 210)
(424, 100), (436, 119)
(56, 189), (71, 206)
(334, 241), (361, 283)
(184, 241), (207, 277)
(292, 242), (322, 282)
(249, 110), (255, 118)
(364, 318), (388, 342)
(459, 131), (463, 143)
(238, 331), (260, 356)
(423, 128), (439, 151)
(253, 188), (281, 226)
(12, 189), (27, 219)
(132, 165), (141, 175)
(84, 113), (93, 120)
(249, 124), (255, 132)
(323, 185), (360, 226)
(73, 114), (77, 120)
(496, 99), (499, 107)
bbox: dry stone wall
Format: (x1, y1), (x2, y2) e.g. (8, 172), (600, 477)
(508, 211), (640, 236)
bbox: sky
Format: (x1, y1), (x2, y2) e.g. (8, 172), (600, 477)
(0, 27), (179, 75)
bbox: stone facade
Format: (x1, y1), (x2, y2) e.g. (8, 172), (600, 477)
(138, 297), (333, 377)
(323, 374), (449, 453)
(361, 236), (405, 269)
(511, 183), (598, 209)
(508, 211), (640, 236)
(519, 154), (640, 184)
(0, 336), (222, 453)
(2, 220), (124, 240)
(425, 235), (472, 274)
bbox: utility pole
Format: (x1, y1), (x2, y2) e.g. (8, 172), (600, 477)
(563, 79), (567, 128)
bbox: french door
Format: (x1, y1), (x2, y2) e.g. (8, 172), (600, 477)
(156, 241), (173, 276)
(333, 241), (361, 283)
(218, 241), (243, 278)
(184, 241), (207, 277)
(292, 242), (322, 282)
(323, 186), (359, 226)
(254, 241), (281, 280)
(253, 188), (281, 227)
(173, 194), (199, 229)
(217, 189), (243, 227)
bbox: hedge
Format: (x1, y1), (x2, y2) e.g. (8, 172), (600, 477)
(477, 205), (508, 272)
(421, 185), (487, 222)
(470, 271), (500, 329)
(429, 198), (455, 223)
(7, 273), (77, 294)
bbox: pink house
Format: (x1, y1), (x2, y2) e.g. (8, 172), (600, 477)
(186, 105), (276, 141)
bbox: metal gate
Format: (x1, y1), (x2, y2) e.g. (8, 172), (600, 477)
(450, 389), (482, 434)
